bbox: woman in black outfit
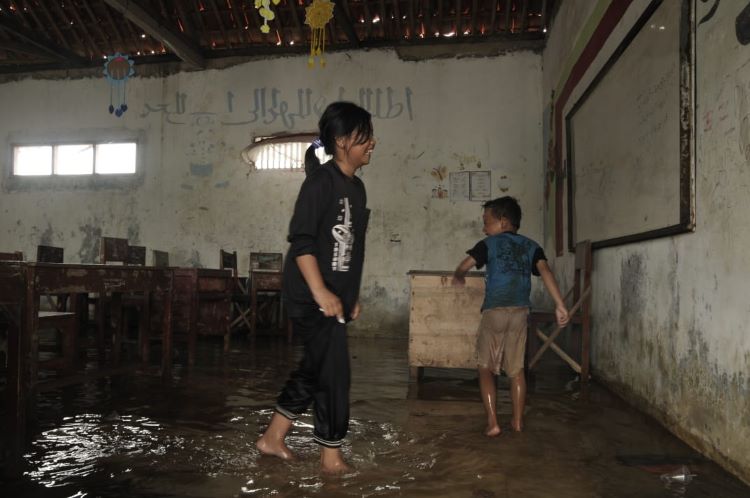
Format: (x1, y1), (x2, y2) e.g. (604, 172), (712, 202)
(256, 102), (376, 474)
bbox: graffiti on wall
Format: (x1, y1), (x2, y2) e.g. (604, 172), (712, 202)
(141, 86), (414, 129)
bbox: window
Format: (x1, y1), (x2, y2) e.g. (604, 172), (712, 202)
(241, 133), (318, 171)
(12, 141), (137, 176)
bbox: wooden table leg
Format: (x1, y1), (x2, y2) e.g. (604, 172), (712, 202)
(139, 291), (151, 365)
(161, 289), (173, 379)
(110, 293), (123, 366)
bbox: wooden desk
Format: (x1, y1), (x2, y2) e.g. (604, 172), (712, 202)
(407, 270), (485, 381)
(250, 269), (284, 339)
(172, 268), (232, 362)
(0, 261), (173, 477)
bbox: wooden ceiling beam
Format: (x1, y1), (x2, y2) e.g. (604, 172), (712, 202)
(504, 0), (511, 32)
(0, 9), (86, 62)
(332, 0), (359, 47)
(227, 0), (249, 43)
(406, 0), (417, 40)
(207, 0), (231, 47)
(174, 0), (197, 38)
(455, 0), (460, 36)
(286, 0), (303, 43)
(378, 0), (386, 38)
(519, 0), (528, 32)
(34, 0), (70, 49)
(489, 0), (498, 34)
(81, 0), (116, 55)
(471, 0), (477, 35)
(102, 0), (206, 67)
(67, 1), (99, 58)
(391, 0), (401, 39)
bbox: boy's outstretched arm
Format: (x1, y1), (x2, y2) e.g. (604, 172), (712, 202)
(536, 259), (570, 327)
(452, 256), (477, 287)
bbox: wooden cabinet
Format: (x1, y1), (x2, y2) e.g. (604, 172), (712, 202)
(407, 270), (485, 380)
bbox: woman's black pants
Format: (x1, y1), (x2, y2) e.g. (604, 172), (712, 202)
(275, 313), (350, 448)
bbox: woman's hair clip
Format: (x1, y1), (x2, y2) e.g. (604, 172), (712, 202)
(312, 137), (333, 164)
(312, 138), (324, 149)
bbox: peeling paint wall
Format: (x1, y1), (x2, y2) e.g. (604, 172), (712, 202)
(0, 48), (544, 336)
(543, 0), (750, 485)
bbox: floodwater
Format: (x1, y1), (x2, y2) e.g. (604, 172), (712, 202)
(1, 336), (749, 498)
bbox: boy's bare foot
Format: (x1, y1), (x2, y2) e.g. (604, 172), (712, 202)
(320, 447), (352, 474)
(485, 425), (502, 437)
(256, 436), (295, 460)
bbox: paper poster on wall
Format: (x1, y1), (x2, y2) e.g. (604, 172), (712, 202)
(469, 171), (492, 201)
(450, 171), (492, 201)
(450, 172), (470, 201)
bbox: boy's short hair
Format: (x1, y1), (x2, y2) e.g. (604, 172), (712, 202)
(483, 196), (522, 229)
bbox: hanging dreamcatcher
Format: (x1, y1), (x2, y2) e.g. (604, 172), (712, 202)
(305, 0), (335, 68)
(255, 0), (281, 33)
(103, 53), (135, 117)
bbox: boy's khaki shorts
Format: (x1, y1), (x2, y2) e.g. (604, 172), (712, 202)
(475, 306), (529, 377)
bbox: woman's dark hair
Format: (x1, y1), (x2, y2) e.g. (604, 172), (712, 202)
(304, 102), (373, 176)
(318, 101), (373, 156)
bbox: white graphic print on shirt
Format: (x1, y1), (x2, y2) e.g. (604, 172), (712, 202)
(332, 197), (353, 272)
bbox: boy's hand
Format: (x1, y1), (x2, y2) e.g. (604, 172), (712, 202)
(452, 275), (466, 287)
(555, 304), (570, 327)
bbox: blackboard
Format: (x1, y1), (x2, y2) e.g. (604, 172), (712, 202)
(565, 0), (695, 250)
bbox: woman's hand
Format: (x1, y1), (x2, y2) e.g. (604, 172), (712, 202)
(351, 301), (362, 321)
(312, 287), (344, 322)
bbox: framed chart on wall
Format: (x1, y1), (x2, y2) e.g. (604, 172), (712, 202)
(565, 0), (695, 251)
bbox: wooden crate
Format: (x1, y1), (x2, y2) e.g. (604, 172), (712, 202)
(408, 271), (485, 379)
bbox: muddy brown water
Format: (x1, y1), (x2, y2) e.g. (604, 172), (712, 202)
(1, 336), (748, 497)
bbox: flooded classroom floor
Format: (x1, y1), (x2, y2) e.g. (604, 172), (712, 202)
(1, 335), (749, 498)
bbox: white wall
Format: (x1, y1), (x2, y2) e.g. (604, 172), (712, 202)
(543, 0), (750, 484)
(0, 48), (544, 335)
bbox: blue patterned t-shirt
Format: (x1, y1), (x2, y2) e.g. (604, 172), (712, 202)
(467, 232), (545, 310)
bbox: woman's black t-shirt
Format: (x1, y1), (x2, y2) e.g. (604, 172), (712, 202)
(283, 161), (370, 320)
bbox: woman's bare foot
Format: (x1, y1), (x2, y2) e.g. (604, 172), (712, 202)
(256, 435), (295, 460)
(511, 421), (523, 432)
(485, 424), (502, 437)
(320, 447), (352, 474)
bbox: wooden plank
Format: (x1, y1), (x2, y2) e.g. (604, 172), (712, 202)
(102, 0), (206, 67)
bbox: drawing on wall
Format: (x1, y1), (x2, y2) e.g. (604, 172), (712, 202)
(450, 171), (492, 201)
(305, 0), (335, 67)
(737, 1), (750, 44)
(699, 0), (720, 25)
(141, 86), (414, 129)
(103, 53), (134, 117)
(431, 166), (448, 199)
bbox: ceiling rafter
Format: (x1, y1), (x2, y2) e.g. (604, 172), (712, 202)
(102, 0), (206, 67)
(333, 0), (359, 48)
(0, 8), (86, 62)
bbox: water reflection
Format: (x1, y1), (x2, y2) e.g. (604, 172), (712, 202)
(1, 337), (747, 497)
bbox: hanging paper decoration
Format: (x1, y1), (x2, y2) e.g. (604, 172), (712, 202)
(305, 0), (335, 68)
(103, 53), (134, 117)
(255, 0), (281, 33)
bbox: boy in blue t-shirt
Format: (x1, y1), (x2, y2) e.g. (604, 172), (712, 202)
(453, 196), (569, 436)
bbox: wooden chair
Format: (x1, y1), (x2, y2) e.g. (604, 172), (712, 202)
(526, 240), (593, 385)
(93, 237), (142, 364)
(34, 246), (79, 372)
(0, 251), (24, 261)
(127, 245), (146, 265)
(222, 250), (253, 334)
(152, 250), (170, 267)
(249, 252), (286, 340)
(100, 237), (129, 264)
